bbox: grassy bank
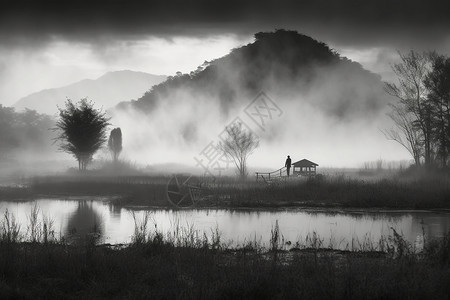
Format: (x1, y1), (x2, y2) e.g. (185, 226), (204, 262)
(1, 171), (449, 209)
(0, 213), (449, 299)
(211, 175), (450, 209)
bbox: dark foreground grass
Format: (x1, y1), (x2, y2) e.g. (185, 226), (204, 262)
(0, 228), (449, 299)
(1, 172), (449, 209)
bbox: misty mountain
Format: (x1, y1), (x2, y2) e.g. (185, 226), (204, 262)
(112, 30), (397, 168)
(14, 71), (167, 115)
(121, 29), (386, 119)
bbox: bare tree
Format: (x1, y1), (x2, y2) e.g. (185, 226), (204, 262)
(382, 104), (422, 166)
(219, 122), (259, 179)
(385, 50), (433, 165)
(108, 127), (123, 163)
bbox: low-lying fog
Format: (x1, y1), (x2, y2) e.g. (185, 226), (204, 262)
(0, 33), (413, 178)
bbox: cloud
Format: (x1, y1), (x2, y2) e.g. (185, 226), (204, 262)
(2, 0), (449, 104)
(1, 0), (450, 50)
(0, 35), (247, 106)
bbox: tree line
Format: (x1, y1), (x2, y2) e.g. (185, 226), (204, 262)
(384, 51), (450, 168)
(0, 101), (123, 172)
(0, 106), (54, 160)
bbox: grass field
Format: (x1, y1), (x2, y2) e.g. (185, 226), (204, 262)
(1, 169), (449, 209)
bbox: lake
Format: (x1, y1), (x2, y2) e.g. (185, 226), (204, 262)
(1, 198), (449, 250)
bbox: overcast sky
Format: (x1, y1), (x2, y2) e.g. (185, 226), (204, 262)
(1, 0), (450, 106)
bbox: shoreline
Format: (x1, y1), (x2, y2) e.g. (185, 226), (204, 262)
(2, 191), (450, 212)
(1, 172), (449, 210)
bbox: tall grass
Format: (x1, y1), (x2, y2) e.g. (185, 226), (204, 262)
(27, 203), (40, 242)
(0, 210), (449, 299)
(1, 209), (21, 243)
(207, 174), (450, 209)
(25, 203), (56, 244)
(3, 172), (449, 210)
(131, 211), (152, 244)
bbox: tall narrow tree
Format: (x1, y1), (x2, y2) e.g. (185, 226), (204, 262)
(54, 99), (110, 170)
(108, 127), (123, 163)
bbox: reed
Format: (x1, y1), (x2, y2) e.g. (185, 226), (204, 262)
(0, 210), (448, 299)
(2, 172), (449, 210)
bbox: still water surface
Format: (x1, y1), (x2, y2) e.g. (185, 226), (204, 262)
(1, 198), (449, 249)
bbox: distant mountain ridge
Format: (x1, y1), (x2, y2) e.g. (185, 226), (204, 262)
(14, 70), (167, 115)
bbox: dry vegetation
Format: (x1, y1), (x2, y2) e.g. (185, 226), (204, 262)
(0, 209), (448, 299)
(2, 167), (448, 210)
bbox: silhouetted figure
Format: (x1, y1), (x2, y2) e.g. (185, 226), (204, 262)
(285, 155), (292, 177)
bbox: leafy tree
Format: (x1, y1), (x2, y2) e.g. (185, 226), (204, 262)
(424, 53), (450, 167)
(108, 127), (123, 162)
(219, 122), (259, 179)
(0, 105), (54, 160)
(54, 99), (110, 170)
(0, 105), (19, 157)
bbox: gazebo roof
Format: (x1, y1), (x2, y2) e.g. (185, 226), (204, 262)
(292, 159), (319, 167)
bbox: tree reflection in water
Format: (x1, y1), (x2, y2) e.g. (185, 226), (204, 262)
(65, 201), (103, 244)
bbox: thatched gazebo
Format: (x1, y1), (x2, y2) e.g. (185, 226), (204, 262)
(292, 159), (318, 176)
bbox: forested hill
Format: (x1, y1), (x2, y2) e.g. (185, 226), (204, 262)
(0, 105), (55, 161)
(119, 29), (386, 120)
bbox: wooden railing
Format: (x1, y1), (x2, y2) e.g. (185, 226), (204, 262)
(255, 167), (288, 182)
